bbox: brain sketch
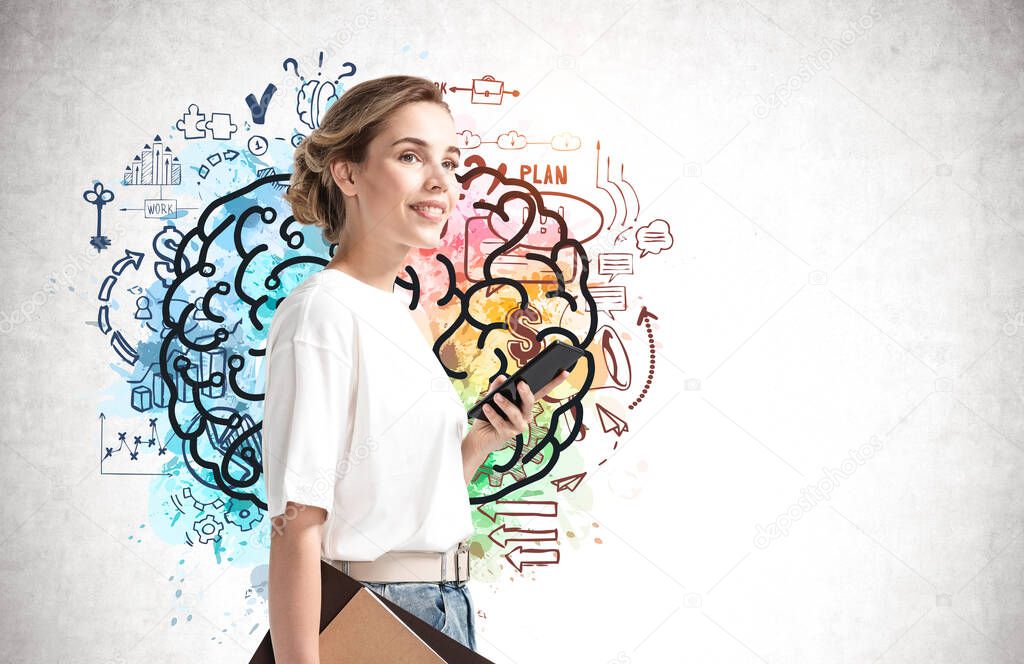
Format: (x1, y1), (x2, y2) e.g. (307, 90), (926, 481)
(158, 172), (325, 509)
(157, 161), (600, 511)
(429, 159), (600, 502)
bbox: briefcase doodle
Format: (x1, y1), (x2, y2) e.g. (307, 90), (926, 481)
(471, 75), (504, 105)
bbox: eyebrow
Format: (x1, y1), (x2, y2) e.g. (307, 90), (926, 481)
(390, 136), (461, 159)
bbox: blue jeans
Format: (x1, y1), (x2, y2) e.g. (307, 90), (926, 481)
(360, 580), (477, 652)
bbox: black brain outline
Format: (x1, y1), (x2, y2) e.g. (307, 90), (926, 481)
(420, 159), (600, 503)
(159, 164), (601, 510)
(159, 173), (323, 510)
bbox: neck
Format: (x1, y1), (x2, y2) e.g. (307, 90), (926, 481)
(327, 238), (410, 294)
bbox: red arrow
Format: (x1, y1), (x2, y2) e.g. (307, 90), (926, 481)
(504, 546), (560, 572)
(488, 524), (558, 547)
(636, 305), (659, 324)
(477, 499), (558, 523)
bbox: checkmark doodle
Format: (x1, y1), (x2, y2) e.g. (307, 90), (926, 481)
(244, 83), (277, 125)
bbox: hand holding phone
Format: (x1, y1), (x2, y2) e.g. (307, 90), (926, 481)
(466, 344), (580, 459)
(467, 341), (584, 421)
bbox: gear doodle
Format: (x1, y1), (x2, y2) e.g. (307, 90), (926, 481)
(483, 452), (547, 489)
(192, 514), (225, 544)
(482, 402), (548, 489)
(172, 487), (227, 514)
(224, 500), (263, 532)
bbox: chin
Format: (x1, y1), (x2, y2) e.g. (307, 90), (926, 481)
(404, 232), (442, 251)
(413, 221), (449, 248)
(417, 233), (445, 249)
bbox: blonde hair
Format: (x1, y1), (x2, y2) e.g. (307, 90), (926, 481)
(284, 75), (450, 246)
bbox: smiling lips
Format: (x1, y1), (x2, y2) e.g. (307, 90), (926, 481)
(409, 202), (446, 221)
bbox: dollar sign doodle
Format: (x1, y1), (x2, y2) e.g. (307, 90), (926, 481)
(506, 304), (542, 366)
(152, 225), (190, 287)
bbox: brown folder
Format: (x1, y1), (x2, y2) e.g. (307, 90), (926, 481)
(249, 560), (495, 663)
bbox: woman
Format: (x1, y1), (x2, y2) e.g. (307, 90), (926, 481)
(262, 74), (569, 661)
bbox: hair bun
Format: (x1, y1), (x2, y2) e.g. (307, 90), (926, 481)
(283, 75), (450, 247)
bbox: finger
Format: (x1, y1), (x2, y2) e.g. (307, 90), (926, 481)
(516, 380), (534, 413)
(534, 370), (570, 400)
(501, 394), (528, 432)
(508, 400), (529, 432)
(482, 404), (507, 430)
(485, 374), (507, 398)
(492, 393), (524, 430)
(483, 404), (518, 439)
(486, 395), (513, 426)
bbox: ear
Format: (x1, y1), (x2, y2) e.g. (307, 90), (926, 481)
(329, 160), (358, 197)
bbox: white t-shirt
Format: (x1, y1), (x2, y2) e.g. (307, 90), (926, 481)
(261, 267), (474, 561)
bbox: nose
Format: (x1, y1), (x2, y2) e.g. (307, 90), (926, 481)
(424, 159), (450, 191)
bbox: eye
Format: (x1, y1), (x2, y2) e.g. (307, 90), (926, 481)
(400, 151), (458, 172)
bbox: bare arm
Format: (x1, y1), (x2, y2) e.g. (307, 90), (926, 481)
(268, 502), (327, 664)
(462, 431), (488, 485)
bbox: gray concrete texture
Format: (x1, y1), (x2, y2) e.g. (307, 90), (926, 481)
(0, 0), (1022, 662)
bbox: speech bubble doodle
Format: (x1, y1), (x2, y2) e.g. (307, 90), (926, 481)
(636, 218), (674, 258)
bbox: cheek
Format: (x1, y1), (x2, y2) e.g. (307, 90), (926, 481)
(365, 166), (414, 209)
(393, 169), (426, 201)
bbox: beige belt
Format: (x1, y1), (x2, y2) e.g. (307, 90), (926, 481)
(326, 541), (470, 583)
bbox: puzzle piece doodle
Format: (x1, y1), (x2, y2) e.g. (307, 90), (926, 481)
(175, 103), (206, 139)
(175, 104), (238, 140)
(204, 113), (238, 140)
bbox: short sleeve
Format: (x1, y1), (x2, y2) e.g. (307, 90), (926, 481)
(261, 338), (355, 522)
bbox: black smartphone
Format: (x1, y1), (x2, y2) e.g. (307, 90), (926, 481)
(467, 341), (585, 421)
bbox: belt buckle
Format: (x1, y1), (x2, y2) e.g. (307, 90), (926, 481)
(454, 541), (469, 583)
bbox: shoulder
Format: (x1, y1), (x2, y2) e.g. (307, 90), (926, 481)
(268, 279), (357, 361)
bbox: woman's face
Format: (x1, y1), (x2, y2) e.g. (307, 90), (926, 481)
(333, 101), (461, 250)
